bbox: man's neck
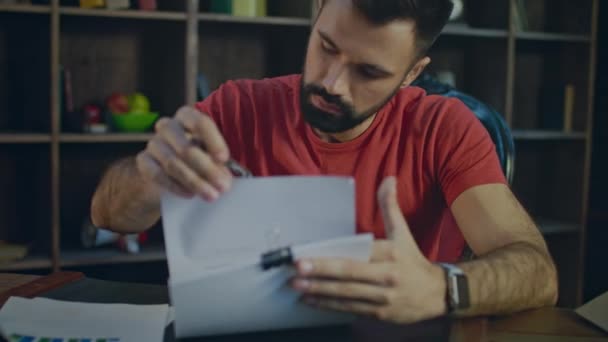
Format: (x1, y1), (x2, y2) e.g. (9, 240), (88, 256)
(313, 114), (377, 143)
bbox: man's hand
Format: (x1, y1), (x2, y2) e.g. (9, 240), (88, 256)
(136, 106), (233, 201)
(291, 177), (447, 323)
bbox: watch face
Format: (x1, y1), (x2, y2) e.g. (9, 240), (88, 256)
(453, 274), (470, 310)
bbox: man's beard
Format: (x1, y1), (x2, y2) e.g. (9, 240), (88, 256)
(299, 79), (403, 134)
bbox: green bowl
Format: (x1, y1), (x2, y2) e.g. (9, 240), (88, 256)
(112, 112), (159, 132)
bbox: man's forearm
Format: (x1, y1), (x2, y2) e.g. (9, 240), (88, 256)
(457, 242), (558, 317)
(91, 157), (161, 233)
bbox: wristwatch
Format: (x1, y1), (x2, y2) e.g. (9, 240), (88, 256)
(438, 263), (470, 314)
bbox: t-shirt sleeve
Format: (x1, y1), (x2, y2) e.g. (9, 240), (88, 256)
(194, 81), (236, 136)
(193, 80), (252, 163)
(432, 98), (507, 207)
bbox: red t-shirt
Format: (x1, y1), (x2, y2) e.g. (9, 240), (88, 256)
(196, 74), (506, 262)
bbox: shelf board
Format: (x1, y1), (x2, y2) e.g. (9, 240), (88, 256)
(0, 133), (52, 144)
(198, 12), (310, 27)
(516, 31), (591, 43)
(0, 4), (50, 14)
(60, 133), (153, 143)
(537, 219), (580, 235)
(442, 23), (508, 38)
(60, 244), (166, 267)
(0, 255), (52, 271)
(512, 130), (587, 141)
(60, 7), (186, 21)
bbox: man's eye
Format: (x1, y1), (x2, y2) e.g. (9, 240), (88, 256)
(321, 41), (338, 54)
(357, 66), (381, 79)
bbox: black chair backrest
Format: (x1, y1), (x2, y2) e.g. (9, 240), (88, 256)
(413, 73), (515, 184)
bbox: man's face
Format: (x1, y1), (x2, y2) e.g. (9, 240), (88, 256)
(301, 0), (422, 133)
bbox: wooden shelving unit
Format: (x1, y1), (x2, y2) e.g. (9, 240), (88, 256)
(512, 130), (587, 141)
(60, 133), (153, 143)
(198, 12), (309, 26)
(516, 31), (591, 43)
(0, 3), (50, 13)
(59, 6), (186, 21)
(0, 0), (598, 307)
(0, 255), (52, 271)
(0, 133), (52, 144)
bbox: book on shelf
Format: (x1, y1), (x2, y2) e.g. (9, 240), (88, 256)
(105, 0), (129, 10)
(210, 0), (231, 14)
(0, 242), (28, 264)
(136, 0), (156, 11)
(231, 0), (266, 17)
(539, 83), (576, 132)
(208, 0), (267, 17)
(512, 0), (529, 32)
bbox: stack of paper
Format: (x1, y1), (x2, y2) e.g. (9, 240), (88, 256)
(161, 176), (373, 338)
(0, 297), (170, 342)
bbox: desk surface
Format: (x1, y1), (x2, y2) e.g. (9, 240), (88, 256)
(1, 273), (607, 342)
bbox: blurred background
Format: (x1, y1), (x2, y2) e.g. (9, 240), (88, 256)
(0, 0), (605, 309)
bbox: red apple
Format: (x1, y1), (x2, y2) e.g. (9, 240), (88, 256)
(106, 92), (129, 114)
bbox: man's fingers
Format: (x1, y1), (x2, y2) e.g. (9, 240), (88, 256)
(146, 138), (220, 201)
(176, 107), (230, 163)
(302, 295), (385, 319)
(295, 258), (393, 286)
(291, 278), (391, 304)
(377, 177), (417, 249)
(182, 144), (232, 193)
(136, 152), (194, 198)
(155, 117), (191, 158)
(153, 114), (231, 195)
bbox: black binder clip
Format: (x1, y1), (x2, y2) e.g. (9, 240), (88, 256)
(260, 246), (294, 271)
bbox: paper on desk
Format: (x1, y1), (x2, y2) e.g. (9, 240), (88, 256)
(0, 297), (169, 342)
(161, 176), (374, 337)
(576, 291), (608, 333)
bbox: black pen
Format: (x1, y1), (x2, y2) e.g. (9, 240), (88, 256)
(225, 159), (253, 178)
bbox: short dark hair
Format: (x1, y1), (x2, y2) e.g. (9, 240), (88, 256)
(322, 0), (454, 55)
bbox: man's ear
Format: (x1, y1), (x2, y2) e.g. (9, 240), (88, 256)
(401, 57), (431, 87)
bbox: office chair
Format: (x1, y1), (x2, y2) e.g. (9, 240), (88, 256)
(412, 73), (515, 185)
(412, 73), (516, 261)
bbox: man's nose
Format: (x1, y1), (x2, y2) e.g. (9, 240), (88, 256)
(321, 63), (349, 97)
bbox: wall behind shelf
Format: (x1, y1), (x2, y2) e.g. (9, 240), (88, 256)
(0, 13), (51, 132)
(512, 140), (585, 223)
(429, 36), (507, 114)
(198, 23), (268, 90)
(513, 43), (590, 131)
(0, 145), (51, 254)
(59, 17), (185, 124)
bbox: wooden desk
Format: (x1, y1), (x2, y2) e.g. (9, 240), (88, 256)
(0, 273), (606, 342)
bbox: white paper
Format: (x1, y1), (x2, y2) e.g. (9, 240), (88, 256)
(169, 234), (373, 337)
(160, 176), (374, 337)
(576, 291), (608, 333)
(161, 176), (358, 283)
(0, 297), (169, 342)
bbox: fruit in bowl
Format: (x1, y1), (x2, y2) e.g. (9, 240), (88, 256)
(112, 112), (159, 133)
(106, 92), (130, 114)
(128, 92), (151, 114)
(107, 92), (159, 132)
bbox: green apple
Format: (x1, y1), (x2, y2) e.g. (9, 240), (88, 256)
(128, 92), (150, 113)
